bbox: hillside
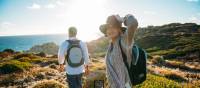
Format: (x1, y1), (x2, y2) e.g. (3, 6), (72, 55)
(0, 23), (200, 88)
(135, 23), (200, 61)
(88, 23), (200, 59)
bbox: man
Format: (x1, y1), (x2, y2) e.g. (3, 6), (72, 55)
(58, 27), (89, 88)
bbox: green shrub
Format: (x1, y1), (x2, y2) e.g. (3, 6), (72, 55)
(0, 60), (32, 74)
(13, 53), (38, 59)
(3, 49), (15, 53)
(151, 56), (165, 65)
(36, 52), (47, 57)
(136, 74), (182, 88)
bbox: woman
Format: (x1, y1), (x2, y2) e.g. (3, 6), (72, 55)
(99, 14), (138, 88)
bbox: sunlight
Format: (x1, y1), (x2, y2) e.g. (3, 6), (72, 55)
(64, 0), (107, 41)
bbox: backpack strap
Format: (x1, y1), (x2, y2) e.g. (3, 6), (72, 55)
(132, 45), (139, 65)
(119, 38), (140, 68)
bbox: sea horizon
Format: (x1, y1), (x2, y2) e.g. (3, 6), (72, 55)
(0, 34), (68, 51)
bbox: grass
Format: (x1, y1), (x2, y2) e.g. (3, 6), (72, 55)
(149, 49), (177, 56)
(164, 60), (200, 72)
(18, 56), (43, 63)
(146, 47), (161, 53)
(136, 74), (182, 88)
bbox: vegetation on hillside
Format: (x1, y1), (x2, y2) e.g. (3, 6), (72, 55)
(0, 23), (200, 88)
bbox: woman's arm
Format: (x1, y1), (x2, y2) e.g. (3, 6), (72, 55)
(123, 14), (138, 46)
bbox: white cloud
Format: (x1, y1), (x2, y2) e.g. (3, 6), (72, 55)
(56, 1), (65, 6)
(45, 0), (66, 9)
(0, 22), (15, 28)
(27, 1), (65, 10)
(45, 4), (56, 9)
(27, 3), (41, 9)
(143, 11), (156, 15)
(188, 16), (200, 23)
(186, 0), (199, 2)
(189, 16), (198, 21)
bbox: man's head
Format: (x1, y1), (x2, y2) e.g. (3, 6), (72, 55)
(68, 26), (77, 37)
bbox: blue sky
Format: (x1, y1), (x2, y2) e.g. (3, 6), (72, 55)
(0, 0), (200, 41)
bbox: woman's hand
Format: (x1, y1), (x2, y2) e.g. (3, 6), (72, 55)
(123, 14), (138, 28)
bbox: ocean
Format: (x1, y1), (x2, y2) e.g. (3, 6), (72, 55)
(0, 34), (67, 51)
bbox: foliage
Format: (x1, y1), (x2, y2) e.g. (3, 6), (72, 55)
(0, 60), (32, 74)
(136, 74), (182, 88)
(3, 49), (15, 53)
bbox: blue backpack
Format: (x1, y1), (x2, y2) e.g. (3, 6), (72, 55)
(119, 40), (147, 85)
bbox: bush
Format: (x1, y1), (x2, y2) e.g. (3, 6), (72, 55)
(164, 73), (187, 82)
(33, 80), (66, 88)
(36, 52), (47, 57)
(18, 57), (43, 63)
(151, 56), (165, 65)
(0, 60), (32, 74)
(0, 64), (23, 74)
(3, 49), (15, 53)
(13, 53), (38, 59)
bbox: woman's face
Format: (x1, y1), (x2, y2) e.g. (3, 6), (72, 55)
(106, 27), (121, 39)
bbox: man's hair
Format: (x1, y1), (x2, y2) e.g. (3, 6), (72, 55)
(68, 26), (77, 37)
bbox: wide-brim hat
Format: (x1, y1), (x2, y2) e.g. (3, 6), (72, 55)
(99, 15), (126, 35)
